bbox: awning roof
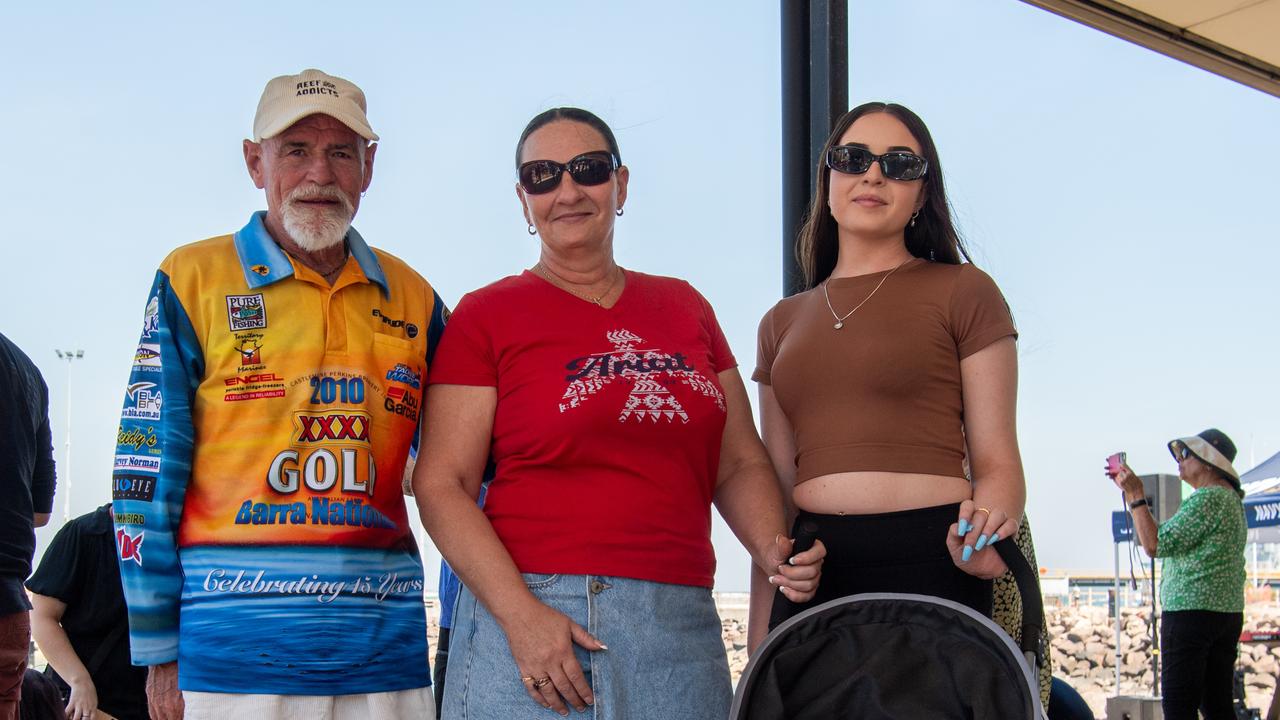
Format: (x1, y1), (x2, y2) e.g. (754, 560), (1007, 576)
(1021, 0), (1280, 98)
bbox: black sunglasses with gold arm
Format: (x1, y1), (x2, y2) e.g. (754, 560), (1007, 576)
(518, 151), (620, 194)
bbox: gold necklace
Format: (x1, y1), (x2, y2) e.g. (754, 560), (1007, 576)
(821, 258), (911, 330)
(534, 262), (621, 305)
(296, 249), (347, 277)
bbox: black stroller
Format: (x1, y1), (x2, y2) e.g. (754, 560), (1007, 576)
(730, 540), (1048, 719)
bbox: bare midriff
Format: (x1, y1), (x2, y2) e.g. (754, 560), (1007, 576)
(793, 471), (972, 515)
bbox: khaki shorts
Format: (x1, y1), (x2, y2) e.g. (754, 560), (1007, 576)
(183, 686), (434, 720)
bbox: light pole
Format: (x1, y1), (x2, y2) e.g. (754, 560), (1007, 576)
(54, 349), (84, 523)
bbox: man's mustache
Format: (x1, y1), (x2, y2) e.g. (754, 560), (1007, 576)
(286, 185), (354, 215)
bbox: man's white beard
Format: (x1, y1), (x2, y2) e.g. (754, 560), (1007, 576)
(281, 185), (355, 252)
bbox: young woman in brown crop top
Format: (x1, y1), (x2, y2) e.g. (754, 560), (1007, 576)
(749, 102), (1026, 651)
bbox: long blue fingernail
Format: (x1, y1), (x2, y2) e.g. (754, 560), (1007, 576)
(962, 545), (973, 562)
(975, 534), (988, 551)
(957, 519), (970, 536)
(991, 533), (1000, 543)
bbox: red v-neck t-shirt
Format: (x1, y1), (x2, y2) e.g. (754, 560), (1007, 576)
(428, 270), (736, 587)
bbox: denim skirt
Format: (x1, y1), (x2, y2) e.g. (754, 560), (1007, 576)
(442, 574), (731, 719)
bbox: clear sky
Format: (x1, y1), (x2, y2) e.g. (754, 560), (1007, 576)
(3, 1), (1278, 591)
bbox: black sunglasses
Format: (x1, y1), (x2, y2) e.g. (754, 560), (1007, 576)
(1176, 444), (1192, 460)
(518, 151), (619, 195)
(826, 145), (928, 181)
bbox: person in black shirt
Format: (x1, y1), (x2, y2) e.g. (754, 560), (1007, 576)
(0, 332), (56, 720)
(28, 504), (147, 720)
(17, 670), (62, 720)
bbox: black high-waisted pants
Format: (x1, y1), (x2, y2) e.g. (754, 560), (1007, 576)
(1160, 609), (1243, 720)
(769, 503), (993, 630)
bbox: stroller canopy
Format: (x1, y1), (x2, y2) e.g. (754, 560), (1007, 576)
(731, 592), (1045, 720)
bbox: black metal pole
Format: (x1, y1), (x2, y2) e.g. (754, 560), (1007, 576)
(780, 0), (847, 297)
(780, 1), (809, 297)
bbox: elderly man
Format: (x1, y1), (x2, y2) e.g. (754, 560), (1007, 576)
(111, 69), (444, 720)
(0, 333), (56, 720)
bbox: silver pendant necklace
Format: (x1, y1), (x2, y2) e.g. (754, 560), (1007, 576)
(821, 258), (911, 330)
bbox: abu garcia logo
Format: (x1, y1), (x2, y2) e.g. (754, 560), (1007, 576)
(385, 386), (419, 422)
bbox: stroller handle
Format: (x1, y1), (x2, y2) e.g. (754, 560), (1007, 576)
(993, 537), (1044, 661)
(790, 519), (820, 557)
(764, 520), (821, 629)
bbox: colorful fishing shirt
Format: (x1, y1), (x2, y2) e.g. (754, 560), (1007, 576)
(111, 212), (446, 694)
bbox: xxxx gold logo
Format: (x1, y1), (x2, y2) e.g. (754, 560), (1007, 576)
(292, 412), (371, 444)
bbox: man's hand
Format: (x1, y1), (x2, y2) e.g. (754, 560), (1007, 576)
(147, 662), (184, 720)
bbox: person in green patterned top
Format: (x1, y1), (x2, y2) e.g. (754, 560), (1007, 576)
(1113, 428), (1246, 720)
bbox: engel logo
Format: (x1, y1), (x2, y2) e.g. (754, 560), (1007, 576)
(225, 373), (284, 386)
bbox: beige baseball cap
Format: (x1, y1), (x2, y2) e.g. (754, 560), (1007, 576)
(252, 68), (378, 142)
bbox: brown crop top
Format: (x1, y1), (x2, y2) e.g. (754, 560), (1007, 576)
(753, 259), (1016, 484)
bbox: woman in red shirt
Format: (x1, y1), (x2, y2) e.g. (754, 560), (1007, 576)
(415, 107), (825, 719)
(751, 102), (1025, 649)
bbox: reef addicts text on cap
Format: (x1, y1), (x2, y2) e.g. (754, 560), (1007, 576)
(252, 68), (378, 143)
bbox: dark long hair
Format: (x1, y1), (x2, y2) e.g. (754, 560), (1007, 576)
(20, 670), (63, 720)
(515, 107), (621, 167)
(795, 102), (969, 289)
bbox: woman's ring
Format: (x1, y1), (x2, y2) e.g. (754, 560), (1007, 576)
(520, 675), (535, 683)
(533, 676), (553, 688)
(976, 507), (992, 515)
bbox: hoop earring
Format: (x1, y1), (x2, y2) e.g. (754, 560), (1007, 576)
(909, 210), (920, 227)
(527, 223), (537, 236)
(616, 207), (625, 217)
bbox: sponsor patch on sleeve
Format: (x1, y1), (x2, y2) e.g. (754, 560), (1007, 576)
(113, 473), (157, 502)
(113, 512), (146, 526)
(117, 528), (144, 566)
(122, 381), (163, 420)
(142, 295), (160, 338)
(133, 343), (162, 370)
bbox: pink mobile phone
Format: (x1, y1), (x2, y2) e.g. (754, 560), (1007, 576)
(1105, 451), (1127, 477)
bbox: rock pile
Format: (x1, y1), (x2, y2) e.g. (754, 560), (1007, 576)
(724, 617), (750, 679)
(1048, 604), (1280, 717)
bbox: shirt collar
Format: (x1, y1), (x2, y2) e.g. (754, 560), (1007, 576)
(233, 211), (390, 297)
(86, 504), (114, 535)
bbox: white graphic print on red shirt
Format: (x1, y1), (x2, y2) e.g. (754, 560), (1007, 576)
(559, 329), (726, 422)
